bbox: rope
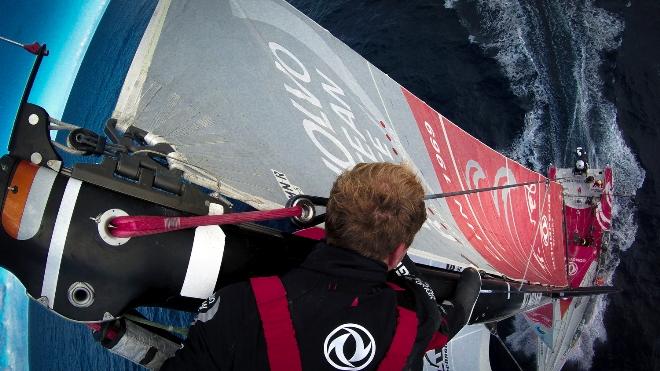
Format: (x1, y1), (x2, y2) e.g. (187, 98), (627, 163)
(107, 177), (561, 239)
(50, 117), (80, 130)
(106, 173), (567, 239)
(109, 206), (303, 238)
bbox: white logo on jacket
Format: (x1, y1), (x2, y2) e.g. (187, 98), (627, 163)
(324, 323), (376, 370)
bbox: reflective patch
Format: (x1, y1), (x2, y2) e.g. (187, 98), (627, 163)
(324, 323), (376, 370)
(41, 178), (82, 308)
(405, 276), (436, 301)
(195, 293), (221, 323)
(18, 166), (58, 240)
(394, 262), (410, 276)
(180, 225), (225, 299)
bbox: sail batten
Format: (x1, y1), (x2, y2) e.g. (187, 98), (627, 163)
(112, 0), (567, 287)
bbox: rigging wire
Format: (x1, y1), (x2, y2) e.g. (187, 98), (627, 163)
(46, 120), (221, 188)
(47, 118), (587, 205)
(424, 176), (567, 286)
(489, 327), (525, 371)
(49, 117), (80, 130)
(107, 175), (572, 239)
(424, 179), (554, 200)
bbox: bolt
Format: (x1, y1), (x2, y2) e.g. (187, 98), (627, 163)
(28, 114), (39, 125)
(46, 160), (62, 171)
(46, 160), (61, 171)
(30, 152), (43, 165)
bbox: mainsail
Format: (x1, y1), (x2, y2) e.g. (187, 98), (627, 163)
(113, 0), (568, 287)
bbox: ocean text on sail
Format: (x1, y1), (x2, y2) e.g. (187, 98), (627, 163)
(268, 41), (392, 175)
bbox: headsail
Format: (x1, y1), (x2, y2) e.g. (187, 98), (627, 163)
(423, 325), (492, 371)
(113, 0), (567, 286)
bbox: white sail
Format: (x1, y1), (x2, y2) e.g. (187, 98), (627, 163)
(113, 0), (172, 129)
(112, 0), (568, 287)
(423, 325), (492, 371)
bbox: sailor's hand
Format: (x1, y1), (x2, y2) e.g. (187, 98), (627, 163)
(88, 318), (182, 369)
(88, 318), (126, 349)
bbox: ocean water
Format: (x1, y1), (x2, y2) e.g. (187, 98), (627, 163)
(27, 0), (658, 370)
(1, 273), (28, 370)
(441, 1), (644, 370)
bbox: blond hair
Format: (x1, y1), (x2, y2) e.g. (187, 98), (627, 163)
(325, 162), (427, 261)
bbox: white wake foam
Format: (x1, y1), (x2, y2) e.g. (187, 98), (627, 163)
(446, 0), (645, 369)
(505, 314), (538, 358)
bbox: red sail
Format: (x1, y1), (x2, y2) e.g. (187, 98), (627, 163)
(402, 89), (567, 287)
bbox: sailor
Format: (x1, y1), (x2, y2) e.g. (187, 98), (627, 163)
(573, 234), (593, 247)
(94, 162), (482, 370)
(574, 147), (589, 175)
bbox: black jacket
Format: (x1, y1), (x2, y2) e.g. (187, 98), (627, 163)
(161, 243), (441, 370)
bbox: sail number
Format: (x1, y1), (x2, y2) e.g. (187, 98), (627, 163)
(424, 120), (450, 184)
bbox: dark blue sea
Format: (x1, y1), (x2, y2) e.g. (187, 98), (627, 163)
(29, 0), (659, 370)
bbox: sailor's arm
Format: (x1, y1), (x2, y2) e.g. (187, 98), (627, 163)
(91, 289), (239, 370)
(160, 283), (257, 370)
(391, 255), (482, 348)
(159, 317), (220, 370)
